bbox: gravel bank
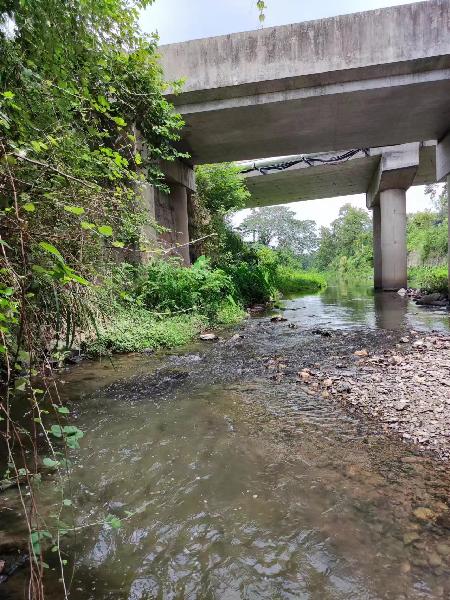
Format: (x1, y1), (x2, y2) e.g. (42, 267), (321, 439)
(293, 331), (450, 461)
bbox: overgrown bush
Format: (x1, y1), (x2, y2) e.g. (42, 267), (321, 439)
(275, 267), (326, 294)
(408, 266), (448, 295)
(407, 212), (448, 264)
(108, 256), (236, 316)
(85, 256), (246, 353)
(88, 307), (207, 354)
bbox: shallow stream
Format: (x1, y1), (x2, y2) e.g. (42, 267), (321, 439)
(2, 283), (450, 599)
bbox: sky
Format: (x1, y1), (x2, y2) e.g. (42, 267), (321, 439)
(140, 0), (435, 228)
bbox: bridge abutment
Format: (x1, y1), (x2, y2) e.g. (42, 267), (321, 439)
(170, 182), (191, 266)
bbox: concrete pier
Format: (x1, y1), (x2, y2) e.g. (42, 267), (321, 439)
(379, 190), (408, 291)
(367, 144), (419, 291)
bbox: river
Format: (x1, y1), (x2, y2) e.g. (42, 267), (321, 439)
(1, 283), (450, 599)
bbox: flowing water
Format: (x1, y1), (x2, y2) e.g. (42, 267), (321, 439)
(2, 283), (450, 599)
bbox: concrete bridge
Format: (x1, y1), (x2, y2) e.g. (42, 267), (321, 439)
(155, 0), (450, 291)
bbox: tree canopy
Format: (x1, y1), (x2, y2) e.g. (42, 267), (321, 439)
(313, 204), (373, 273)
(238, 206), (318, 259)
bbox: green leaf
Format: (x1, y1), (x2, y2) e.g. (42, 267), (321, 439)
(62, 425), (84, 449)
(111, 116), (127, 127)
(15, 378), (27, 391)
(55, 405), (69, 415)
(63, 499), (72, 507)
(50, 424), (63, 438)
(98, 225), (113, 237)
(106, 515), (122, 529)
(112, 241), (125, 248)
(63, 205), (85, 216)
(69, 272), (90, 286)
(38, 242), (63, 260)
(43, 457), (59, 468)
(23, 203), (35, 212)
(81, 221), (96, 230)
(3, 91), (14, 99)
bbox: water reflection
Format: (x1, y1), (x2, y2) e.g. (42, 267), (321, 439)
(374, 291), (408, 329)
(2, 282), (450, 599)
(282, 280), (449, 332)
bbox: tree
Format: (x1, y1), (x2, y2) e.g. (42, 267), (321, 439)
(314, 204), (373, 273)
(425, 182), (448, 218)
(238, 206), (318, 259)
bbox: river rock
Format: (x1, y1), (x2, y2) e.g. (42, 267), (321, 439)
(299, 370), (311, 382)
(428, 552), (443, 567)
(395, 400), (409, 411)
(311, 328), (332, 337)
(413, 507), (435, 521)
(271, 315), (287, 323)
(199, 333), (218, 341)
(337, 382), (351, 393)
(416, 293), (448, 307)
(400, 561), (411, 574)
(436, 543), (450, 556)
(403, 531), (420, 545)
(354, 349), (368, 357)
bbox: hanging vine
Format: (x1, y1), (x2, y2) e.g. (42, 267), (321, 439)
(256, 0), (267, 24)
(0, 1), (184, 597)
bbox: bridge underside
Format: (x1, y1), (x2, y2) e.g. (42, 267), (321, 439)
(161, 0), (450, 164)
(243, 144), (437, 207)
(157, 0), (450, 292)
(170, 76), (450, 165)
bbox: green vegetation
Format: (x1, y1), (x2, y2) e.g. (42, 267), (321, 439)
(275, 267), (326, 294)
(88, 163), (328, 356)
(406, 184), (448, 293)
(87, 257), (246, 354)
(238, 206), (318, 268)
(408, 266), (448, 295)
(0, 1), (186, 593)
(313, 204), (373, 277)
(192, 164), (325, 305)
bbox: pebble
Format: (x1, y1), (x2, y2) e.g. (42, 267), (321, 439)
(354, 349), (368, 357)
(428, 552), (443, 567)
(403, 531), (420, 545)
(199, 333), (218, 341)
(413, 507), (435, 521)
(307, 333), (450, 461)
(436, 543), (450, 556)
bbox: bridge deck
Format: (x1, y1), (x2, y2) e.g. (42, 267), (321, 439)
(160, 0), (450, 164)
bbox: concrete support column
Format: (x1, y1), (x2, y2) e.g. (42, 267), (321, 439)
(171, 183), (190, 266)
(372, 204), (382, 289)
(379, 189), (407, 291)
(367, 143), (419, 291)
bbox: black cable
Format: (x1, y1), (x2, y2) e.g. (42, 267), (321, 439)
(240, 148), (370, 175)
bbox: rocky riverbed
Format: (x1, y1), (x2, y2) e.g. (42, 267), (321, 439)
(278, 329), (450, 461)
